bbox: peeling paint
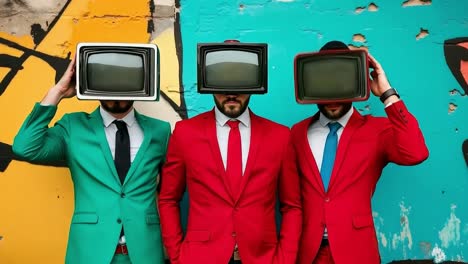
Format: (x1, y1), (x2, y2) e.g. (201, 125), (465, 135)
(239, 4), (244, 13)
(352, 33), (366, 43)
(373, 211), (388, 248)
(431, 244), (446, 263)
(438, 204), (461, 248)
(391, 202), (413, 259)
(368, 3), (378, 12)
(448, 103), (457, 113)
(449, 89), (462, 96)
(419, 241), (432, 258)
(355, 3), (378, 14)
(355, 6), (366, 14)
(416, 28), (429, 40)
(402, 0), (432, 7)
(455, 255), (465, 262)
(380, 233), (388, 248)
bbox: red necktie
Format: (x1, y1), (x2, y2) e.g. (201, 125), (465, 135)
(226, 120), (242, 197)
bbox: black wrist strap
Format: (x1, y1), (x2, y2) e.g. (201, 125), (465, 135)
(380, 88), (400, 103)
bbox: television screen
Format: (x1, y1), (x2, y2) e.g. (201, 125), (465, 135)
(76, 42), (159, 101)
(197, 43), (268, 94)
(294, 49), (369, 104)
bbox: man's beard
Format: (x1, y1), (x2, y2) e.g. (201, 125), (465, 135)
(317, 103), (352, 120)
(100, 101), (134, 114)
(215, 96), (250, 118)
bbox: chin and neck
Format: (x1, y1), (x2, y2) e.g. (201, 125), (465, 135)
(100, 100), (134, 119)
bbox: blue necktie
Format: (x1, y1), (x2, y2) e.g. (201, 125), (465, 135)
(320, 122), (341, 191)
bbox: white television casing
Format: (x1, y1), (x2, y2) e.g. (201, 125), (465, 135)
(76, 42), (159, 101)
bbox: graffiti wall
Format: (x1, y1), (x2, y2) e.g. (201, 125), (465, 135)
(0, 0), (466, 263)
(0, 0), (184, 263)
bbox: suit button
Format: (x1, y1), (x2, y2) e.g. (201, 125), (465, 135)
(121, 193), (125, 198)
(232, 232), (236, 237)
(117, 218), (122, 224)
(324, 197), (330, 202)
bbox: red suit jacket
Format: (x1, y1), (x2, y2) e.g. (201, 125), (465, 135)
(159, 109), (302, 264)
(291, 101), (429, 264)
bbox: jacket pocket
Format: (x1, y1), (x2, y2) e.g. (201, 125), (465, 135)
(146, 213), (160, 225)
(185, 230), (211, 242)
(352, 214), (374, 229)
(71, 213), (99, 224)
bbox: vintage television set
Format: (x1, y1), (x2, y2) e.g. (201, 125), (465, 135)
(76, 42), (160, 101)
(294, 49), (370, 104)
(197, 42), (268, 94)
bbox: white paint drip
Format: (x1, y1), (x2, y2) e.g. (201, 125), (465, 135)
(379, 233), (388, 248)
(400, 202), (413, 250)
(431, 244), (446, 263)
(390, 202), (413, 259)
(373, 211), (388, 248)
(438, 204), (461, 248)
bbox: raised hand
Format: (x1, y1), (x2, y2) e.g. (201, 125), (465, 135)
(41, 56), (77, 105)
(368, 53), (392, 97)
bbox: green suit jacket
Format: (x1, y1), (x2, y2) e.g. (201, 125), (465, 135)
(13, 103), (170, 264)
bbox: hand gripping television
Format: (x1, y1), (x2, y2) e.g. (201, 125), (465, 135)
(294, 49), (371, 104)
(76, 42), (160, 101)
(197, 41), (268, 94)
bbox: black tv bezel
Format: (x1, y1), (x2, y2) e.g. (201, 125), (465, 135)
(294, 49), (370, 104)
(197, 42), (268, 94)
(76, 43), (160, 101)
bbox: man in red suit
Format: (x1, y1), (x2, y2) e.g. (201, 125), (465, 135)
(159, 92), (302, 263)
(292, 41), (429, 264)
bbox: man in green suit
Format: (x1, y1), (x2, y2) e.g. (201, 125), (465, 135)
(13, 58), (170, 264)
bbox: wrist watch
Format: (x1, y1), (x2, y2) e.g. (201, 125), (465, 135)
(380, 88), (400, 103)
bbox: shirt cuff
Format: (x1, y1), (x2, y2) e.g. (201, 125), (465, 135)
(384, 101), (395, 108)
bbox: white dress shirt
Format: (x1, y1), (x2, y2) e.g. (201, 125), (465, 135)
(215, 107), (251, 175)
(307, 107), (353, 172)
(100, 107), (144, 162)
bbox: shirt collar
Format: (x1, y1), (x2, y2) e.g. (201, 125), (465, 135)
(100, 106), (137, 128)
(319, 106), (353, 128)
(214, 106), (251, 128)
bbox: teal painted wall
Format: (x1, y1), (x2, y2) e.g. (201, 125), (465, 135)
(179, 0), (468, 262)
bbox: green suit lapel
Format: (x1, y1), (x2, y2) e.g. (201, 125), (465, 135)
(89, 108), (122, 187)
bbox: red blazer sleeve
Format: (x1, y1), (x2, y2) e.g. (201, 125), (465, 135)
(383, 101), (429, 164)
(158, 122), (186, 264)
(275, 134), (303, 264)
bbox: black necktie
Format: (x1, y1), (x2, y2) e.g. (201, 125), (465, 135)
(113, 120), (130, 184)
